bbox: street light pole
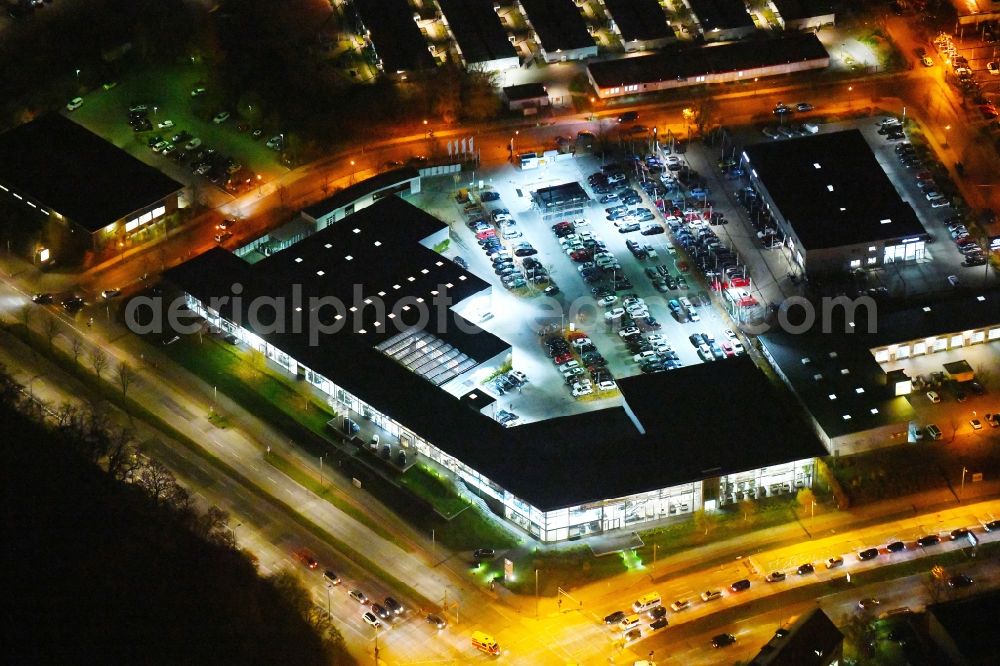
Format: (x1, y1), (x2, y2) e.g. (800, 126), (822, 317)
(320, 454), (325, 487)
(961, 466), (968, 498)
(326, 584), (332, 618)
(535, 569), (540, 619)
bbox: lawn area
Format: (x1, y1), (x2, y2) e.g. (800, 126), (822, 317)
(503, 546), (629, 596)
(158, 334), (336, 442)
(400, 463), (468, 518)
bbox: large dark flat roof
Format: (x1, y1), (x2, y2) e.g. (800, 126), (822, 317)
(588, 33), (828, 88)
(302, 167), (419, 221)
(503, 83), (548, 101)
(771, 0), (836, 22)
(519, 0), (594, 53)
(688, 0), (755, 31)
(744, 130), (925, 249)
(532, 182), (590, 209)
(927, 590), (1000, 665)
(761, 330), (913, 439)
(604, 0), (674, 42)
(868, 291), (1000, 347)
(437, 0), (517, 65)
(0, 114), (183, 233)
(167, 203), (824, 510)
(750, 609), (843, 665)
(354, 0), (435, 72)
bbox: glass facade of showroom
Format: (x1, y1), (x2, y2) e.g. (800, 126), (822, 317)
(187, 294), (817, 542)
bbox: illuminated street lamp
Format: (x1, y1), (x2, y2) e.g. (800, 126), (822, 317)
(256, 174), (262, 195)
(682, 108), (694, 140)
(943, 124), (951, 148)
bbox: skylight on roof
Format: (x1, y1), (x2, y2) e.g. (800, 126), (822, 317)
(880, 218), (891, 225)
(870, 408), (879, 414)
(364, 298), (372, 304)
(295, 257), (303, 263)
(352, 228), (361, 234)
(977, 296), (985, 302)
(349, 306), (357, 312)
(358, 328), (366, 333)
(402, 305), (411, 311)
(324, 243), (332, 249)
(316, 270), (325, 276)
(421, 269), (429, 274)
(459, 275), (467, 281)
(828, 394), (837, 400)
(295, 307), (302, 312)
(334, 314), (342, 321)
(407, 276), (416, 282)
(445, 283), (454, 289)
(388, 313), (395, 319)
(416, 297), (424, 303)
(839, 207), (846, 211)
(827, 185), (834, 192)
(841, 368), (850, 375)
(855, 387), (865, 394)
(431, 290), (439, 296)
(923, 306), (932, 312)
(843, 414), (852, 420)
(813, 162), (821, 169)
(378, 291), (386, 297)
(373, 241), (382, 247)
(345, 255), (353, 261)
(435, 261), (443, 267)
(393, 284), (401, 290)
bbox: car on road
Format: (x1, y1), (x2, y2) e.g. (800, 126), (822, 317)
(61, 296), (85, 312)
(826, 556), (844, 569)
(948, 574), (974, 588)
(859, 598), (881, 610)
(369, 602), (390, 619)
(604, 610), (626, 624)
(214, 232), (233, 244)
(649, 617), (668, 631)
(730, 579), (751, 592)
(922, 56), (934, 67)
(426, 613), (446, 629)
(362, 611), (381, 629)
(66, 97), (84, 111)
(926, 390), (941, 403)
(796, 102), (814, 112)
(323, 570), (341, 585)
(349, 589), (368, 604)
(712, 633), (736, 648)
(32, 293), (54, 304)
(101, 288), (122, 299)
(765, 571), (786, 583)
(700, 590), (723, 602)
(970, 418), (983, 431)
(858, 548), (879, 561)
(916, 535), (941, 547)
(383, 597), (403, 615)
(648, 606), (667, 620)
(886, 541), (906, 553)
(986, 520), (1000, 531)
(670, 599), (690, 612)
(617, 111), (639, 123)
(797, 563), (815, 575)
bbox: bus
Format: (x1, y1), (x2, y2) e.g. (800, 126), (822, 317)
(472, 631), (501, 656)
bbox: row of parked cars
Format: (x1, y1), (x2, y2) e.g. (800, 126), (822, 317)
(544, 331), (616, 397)
(944, 214), (988, 267)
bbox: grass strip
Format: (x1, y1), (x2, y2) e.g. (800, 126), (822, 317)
(265, 451), (407, 548)
(2, 324), (433, 609)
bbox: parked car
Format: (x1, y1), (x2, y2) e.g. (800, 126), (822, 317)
(212, 111), (231, 124)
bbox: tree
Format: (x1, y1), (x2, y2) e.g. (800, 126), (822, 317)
(739, 496), (757, 523)
(136, 458), (190, 511)
(693, 95), (718, 136)
(693, 508), (719, 536)
(70, 336), (84, 364)
(90, 347), (108, 379)
(116, 361), (135, 400)
(796, 487), (816, 511)
(42, 315), (60, 350)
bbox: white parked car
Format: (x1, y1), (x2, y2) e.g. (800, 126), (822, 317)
(362, 611), (382, 629)
(927, 391), (941, 403)
(156, 119), (175, 130)
(598, 295), (618, 308)
(212, 111), (231, 124)
(266, 135), (283, 150)
(604, 307), (625, 320)
(570, 337), (592, 348)
(66, 97), (84, 111)
(618, 326), (641, 338)
(633, 350), (659, 363)
(571, 382), (593, 397)
(598, 379), (617, 391)
(185, 137), (202, 150)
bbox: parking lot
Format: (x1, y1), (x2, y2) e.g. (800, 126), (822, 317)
(881, 342), (1000, 440)
(64, 64), (289, 209)
(428, 143), (749, 423)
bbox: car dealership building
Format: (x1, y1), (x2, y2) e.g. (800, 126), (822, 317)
(167, 195), (824, 542)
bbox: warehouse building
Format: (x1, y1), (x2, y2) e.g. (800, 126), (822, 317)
(687, 0), (757, 41)
(167, 195), (824, 542)
(503, 83), (551, 111)
(353, 0), (436, 75)
(0, 114), (183, 264)
(742, 129), (927, 276)
(603, 0), (676, 52)
(770, 0), (836, 30)
(438, 0), (520, 71)
(518, 0), (598, 62)
(587, 33), (829, 99)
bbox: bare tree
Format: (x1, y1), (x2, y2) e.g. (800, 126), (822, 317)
(116, 361), (135, 400)
(106, 432), (140, 483)
(90, 348), (108, 379)
(70, 336), (84, 365)
(136, 458), (190, 511)
(693, 508), (719, 536)
(191, 505), (236, 549)
(18, 303), (32, 329)
(42, 315), (60, 349)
